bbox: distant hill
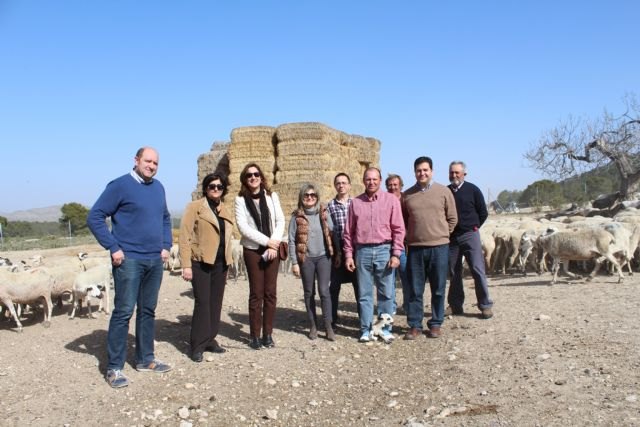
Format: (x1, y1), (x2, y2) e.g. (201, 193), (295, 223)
(0, 206), (63, 222)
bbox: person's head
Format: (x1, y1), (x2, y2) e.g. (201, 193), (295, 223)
(133, 147), (159, 182)
(297, 183), (320, 210)
(414, 156), (433, 188)
(333, 172), (351, 197)
(239, 163), (270, 196)
(385, 174), (403, 197)
(202, 171), (230, 201)
(363, 167), (382, 196)
(449, 161), (467, 187)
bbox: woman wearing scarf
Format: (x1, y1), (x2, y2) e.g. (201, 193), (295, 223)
(234, 163), (285, 350)
(288, 183), (335, 340)
(179, 172), (234, 362)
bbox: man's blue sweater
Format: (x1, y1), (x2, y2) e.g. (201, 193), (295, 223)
(87, 173), (172, 259)
(448, 181), (488, 237)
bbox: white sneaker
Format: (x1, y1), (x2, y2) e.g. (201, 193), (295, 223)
(359, 331), (372, 342)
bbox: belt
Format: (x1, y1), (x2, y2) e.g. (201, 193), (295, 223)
(357, 241), (392, 247)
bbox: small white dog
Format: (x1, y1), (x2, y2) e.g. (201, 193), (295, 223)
(370, 313), (394, 343)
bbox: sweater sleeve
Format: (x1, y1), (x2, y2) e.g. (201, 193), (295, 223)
(287, 214), (298, 265)
(270, 192), (286, 241)
(87, 181), (122, 254)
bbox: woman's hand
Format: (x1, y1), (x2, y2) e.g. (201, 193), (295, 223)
(292, 264), (300, 278)
(182, 267), (193, 282)
(267, 239), (280, 251)
(266, 247), (278, 260)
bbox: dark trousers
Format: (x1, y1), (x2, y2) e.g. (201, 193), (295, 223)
(448, 230), (493, 309)
(329, 262), (360, 324)
(244, 248), (280, 338)
(190, 261), (227, 354)
(300, 255), (332, 328)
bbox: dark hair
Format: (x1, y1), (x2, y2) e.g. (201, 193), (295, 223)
(238, 162), (271, 197)
(333, 172), (351, 185)
(202, 171), (230, 199)
(414, 156), (433, 171)
(385, 173), (404, 188)
(296, 183), (321, 210)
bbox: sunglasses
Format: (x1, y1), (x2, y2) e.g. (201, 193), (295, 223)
(303, 193), (318, 199)
(245, 172), (261, 179)
(207, 184), (225, 191)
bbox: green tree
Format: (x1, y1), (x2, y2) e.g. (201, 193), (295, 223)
(0, 215), (7, 228)
(496, 190), (523, 207)
(5, 221), (34, 237)
(519, 180), (566, 209)
(59, 202), (90, 234)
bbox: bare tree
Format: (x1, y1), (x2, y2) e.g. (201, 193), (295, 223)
(524, 94), (640, 199)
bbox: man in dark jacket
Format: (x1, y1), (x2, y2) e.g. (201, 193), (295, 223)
(447, 161), (494, 319)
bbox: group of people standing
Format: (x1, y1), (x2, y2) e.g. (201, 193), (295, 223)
(87, 146), (494, 389)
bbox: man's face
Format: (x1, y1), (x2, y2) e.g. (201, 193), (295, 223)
(415, 161), (432, 186)
(449, 164), (466, 187)
(334, 175), (351, 197)
(363, 170), (381, 195)
(386, 178), (402, 197)
(134, 149), (159, 182)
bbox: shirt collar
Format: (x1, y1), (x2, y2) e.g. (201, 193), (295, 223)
(415, 181), (432, 192)
(130, 170), (152, 184)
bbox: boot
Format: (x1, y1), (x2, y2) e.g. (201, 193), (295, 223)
(308, 316), (318, 340)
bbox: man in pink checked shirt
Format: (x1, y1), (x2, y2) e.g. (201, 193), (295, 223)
(343, 167), (405, 344)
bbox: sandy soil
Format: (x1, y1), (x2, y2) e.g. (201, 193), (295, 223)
(1, 243), (639, 426)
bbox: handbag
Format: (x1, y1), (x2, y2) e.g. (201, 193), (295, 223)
(278, 241), (289, 261)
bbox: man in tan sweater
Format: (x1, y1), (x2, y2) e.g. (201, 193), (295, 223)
(402, 156), (457, 339)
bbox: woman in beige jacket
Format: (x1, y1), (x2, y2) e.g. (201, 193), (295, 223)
(179, 172), (234, 362)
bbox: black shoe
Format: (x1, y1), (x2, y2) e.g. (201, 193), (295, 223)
(205, 340), (227, 354)
(249, 337), (262, 350)
(191, 351), (203, 363)
(262, 335), (275, 348)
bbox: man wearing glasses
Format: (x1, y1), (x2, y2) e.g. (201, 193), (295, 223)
(343, 168), (405, 343)
(327, 173), (360, 330)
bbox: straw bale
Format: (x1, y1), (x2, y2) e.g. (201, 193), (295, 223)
(190, 142), (230, 201)
(275, 122), (342, 144)
(230, 126), (277, 144)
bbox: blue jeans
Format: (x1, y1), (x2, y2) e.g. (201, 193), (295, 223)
(391, 249), (409, 313)
(355, 244), (395, 334)
(448, 230), (493, 310)
(107, 258), (164, 370)
(407, 244), (449, 330)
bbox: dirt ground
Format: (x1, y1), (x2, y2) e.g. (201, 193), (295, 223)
(1, 243), (639, 427)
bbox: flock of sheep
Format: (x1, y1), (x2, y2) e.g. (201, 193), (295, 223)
(0, 252), (112, 331)
(2, 204), (640, 332)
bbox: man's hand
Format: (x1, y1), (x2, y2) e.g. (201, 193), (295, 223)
(182, 267), (193, 282)
(111, 249), (125, 267)
(388, 255), (400, 269)
(292, 264), (301, 278)
(345, 257), (356, 272)
(161, 249), (170, 264)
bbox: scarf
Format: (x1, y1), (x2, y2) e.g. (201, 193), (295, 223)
(244, 189), (272, 252)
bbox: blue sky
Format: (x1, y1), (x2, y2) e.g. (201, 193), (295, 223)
(1, 1), (639, 213)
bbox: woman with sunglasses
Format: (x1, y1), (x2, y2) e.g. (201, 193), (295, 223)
(288, 183), (336, 340)
(179, 172), (235, 362)
(235, 163), (285, 350)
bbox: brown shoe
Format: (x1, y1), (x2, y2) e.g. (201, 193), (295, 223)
(425, 327), (441, 338)
(481, 308), (493, 319)
(404, 327), (421, 340)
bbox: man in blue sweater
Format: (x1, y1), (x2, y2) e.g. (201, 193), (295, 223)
(87, 147), (173, 388)
(447, 161), (494, 319)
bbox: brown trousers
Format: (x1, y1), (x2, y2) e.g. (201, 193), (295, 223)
(243, 248), (280, 338)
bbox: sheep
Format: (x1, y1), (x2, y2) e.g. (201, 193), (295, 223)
(479, 228), (496, 271)
(604, 222), (640, 274)
(168, 243), (181, 272)
(492, 228), (524, 274)
(69, 265), (112, 319)
(0, 257), (12, 267)
(537, 228), (624, 284)
(230, 239), (246, 282)
(0, 268), (55, 332)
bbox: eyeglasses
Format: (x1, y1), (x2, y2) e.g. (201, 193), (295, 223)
(303, 193), (318, 199)
(245, 172), (261, 179)
(208, 184), (225, 191)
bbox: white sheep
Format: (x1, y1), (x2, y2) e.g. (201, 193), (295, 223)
(537, 228), (624, 284)
(230, 239), (246, 282)
(69, 265), (112, 319)
(0, 268), (55, 332)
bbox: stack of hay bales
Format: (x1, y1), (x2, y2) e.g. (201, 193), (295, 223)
(191, 141), (230, 201)
(192, 122), (381, 238)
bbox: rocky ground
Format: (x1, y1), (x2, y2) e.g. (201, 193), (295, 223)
(1, 244), (639, 427)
